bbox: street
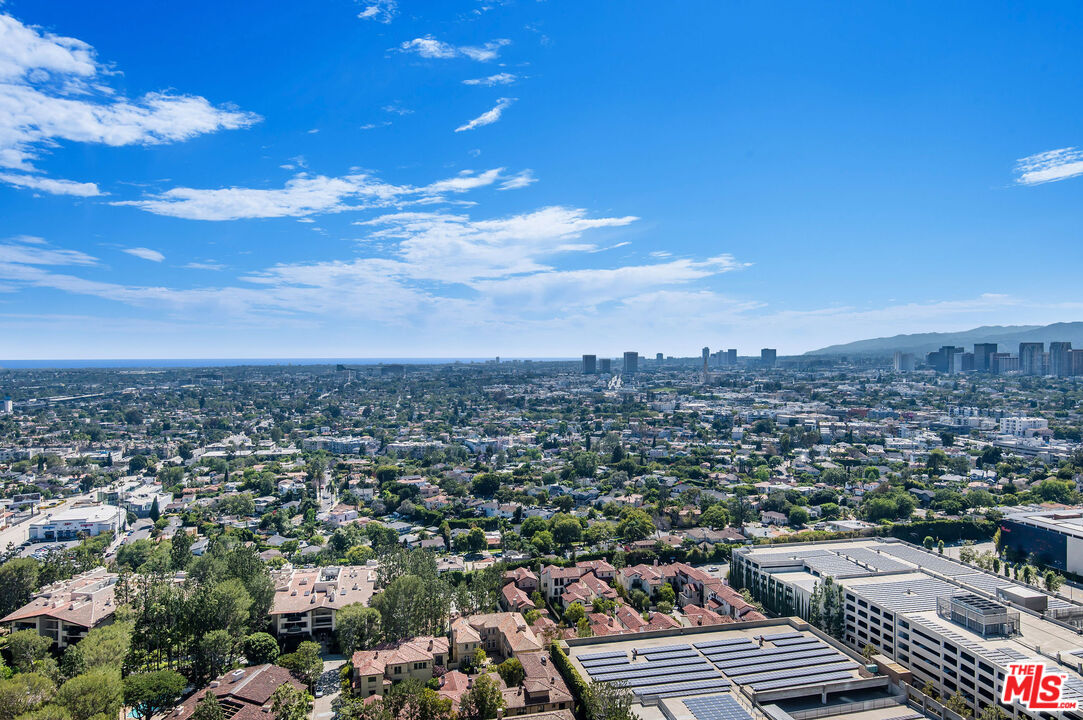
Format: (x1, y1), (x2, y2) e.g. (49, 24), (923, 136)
(312, 655), (346, 720)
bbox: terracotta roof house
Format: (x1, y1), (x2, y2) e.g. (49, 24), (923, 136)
(500, 583), (536, 613)
(351, 636), (450, 697)
(451, 613), (541, 666)
(503, 652), (573, 716)
(503, 567), (539, 593)
(1, 568), (119, 649)
(173, 665), (305, 720)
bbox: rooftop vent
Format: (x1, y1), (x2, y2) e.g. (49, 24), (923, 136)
(937, 593), (1020, 638)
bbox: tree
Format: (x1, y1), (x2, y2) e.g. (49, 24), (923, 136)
(945, 693), (972, 718)
(270, 683), (313, 720)
(531, 531), (554, 555)
(0, 673), (56, 720)
(787, 506), (810, 527)
(56, 668), (124, 720)
(520, 517), (548, 539)
(277, 641), (323, 687)
(7, 630), (53, 674)
(0, 558), (39, 618)
(149, 498), (160, 522)
(124, 670), (187, 720)
(563, 602), (586, 626)
(172, 531), (194, 570)
(335, 604), (382, 654)
(459, 674), (504, 720)
(195, 631), (237, 683)
(495, 658), (524, 688)
(923, 536), (935, 550)
(552, 515), (583, 548)
(243, 632), (280, 665)
(699, 504), (730, 530)
(617, 509), (654, 542)
(978, 704), (1007, 720)
(1044, 570), (1065, 593)
(191, 694), (226, 720)
(582, 680), (640, 720)
(471, 473), (501, 497)
(658, 583), (675, 605)
(63, 621), (133, 675)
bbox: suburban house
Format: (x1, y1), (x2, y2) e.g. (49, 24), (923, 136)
(172, 664), (305, 720)
(351, 636), (450, 697)
(450, 612), (542, 665)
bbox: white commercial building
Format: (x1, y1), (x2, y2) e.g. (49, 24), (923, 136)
(999, 417), (1048, 437)
(29, 505), (127, 541)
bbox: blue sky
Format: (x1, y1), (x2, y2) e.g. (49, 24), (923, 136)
(1, 0), (1082, 359)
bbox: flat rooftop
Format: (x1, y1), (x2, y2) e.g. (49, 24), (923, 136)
(566, 623), (878, 713)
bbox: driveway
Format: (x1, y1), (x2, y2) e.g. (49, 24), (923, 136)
(312, 654), (346, 720)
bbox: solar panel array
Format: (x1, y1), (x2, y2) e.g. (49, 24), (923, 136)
(834, 547), (914, 573)
(579, 644), (730, 700)
(851, 576), (959, 613)
(805, 554), (874, 578)
(877, 545), (974, 577)
(683, 694), (754, 720)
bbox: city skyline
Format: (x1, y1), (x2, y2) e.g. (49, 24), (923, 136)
(2, 2), (1083, 358)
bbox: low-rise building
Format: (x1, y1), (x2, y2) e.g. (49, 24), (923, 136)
(269, 566), (375, 638)
(1, 568), (119, 648)
(29, 504), (126, 541)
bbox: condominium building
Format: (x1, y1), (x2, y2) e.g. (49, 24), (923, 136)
(732, 538), (1083, 720)
(269, 566), (376, 638)
(999, 417), (1048, 437)
(1, 568), (119, 649)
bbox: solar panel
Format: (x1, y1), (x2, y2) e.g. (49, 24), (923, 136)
(721, 653), (851, 677)
(770, 637), (822, 647)
(638, 644), (692, 655)
(608, 670), (723, 690)
(590, 662), (714, 683)
(706, 645), (823, 663)
(636, 678), (732, 699)
(749, 670), (853, 691)
(695, 638), (757, 650)
(579, 657), (630, 668)
(644, 650), (699, 661)
(760, 631), (803, 641)
(683, 694), (753, 720)
(579, 650), (627, 661)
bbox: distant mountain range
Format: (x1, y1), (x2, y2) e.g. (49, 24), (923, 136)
(805, 322), (1083, 357)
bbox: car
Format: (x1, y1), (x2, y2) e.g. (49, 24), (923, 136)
(315, 690), (324, 698)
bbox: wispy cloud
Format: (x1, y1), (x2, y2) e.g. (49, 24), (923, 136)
(462, 73), (518, 86)
(0, 12), (259, 179)
(382, 104), (413, 116)
(0, 172), (101, 196)
(398, 35), (509, 62)
(184, 261), (225, 271)
(358, 0), (397, 23)
(499, 169), (535, 190)
(122, 247), (165, 262)
(0, 236), (96, 266)
(114, 166), (529, 221)
(1015, 147), (1083, 185)
(455, 98), (515, 132)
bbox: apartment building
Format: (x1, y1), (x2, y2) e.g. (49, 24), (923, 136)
(269, 566), (375, 638)
(732, 539), (1083, 720)
(450, 612), (542, 664)
(1, 568), (119, 649)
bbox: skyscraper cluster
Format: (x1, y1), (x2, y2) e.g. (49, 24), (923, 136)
(913, 341), (1083, 376)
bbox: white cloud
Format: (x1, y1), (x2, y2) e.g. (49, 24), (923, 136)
(0, 171), (100, 196)
(399, 35), (509, 62)
(382, 104), (413, 115)
(122, 247), (165, 262)
(0, 236), (96, 266)
(1015, 147), (1083, 185)
(360, 121), (391, 130)
(499, 169), (535, 190)
(462, 73), (517, 86)
(455, 98), (515, 132)
(358, 0), (397, 23)
(184, 261), (225, 271)
(113, 172), (409, 221)
(0, 12), (259, 175)
(117, 166), (531, 220)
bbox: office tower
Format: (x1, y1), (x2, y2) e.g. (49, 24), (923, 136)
(726, 349), (737, 366)
(702, 346), (710, 383)
(760, 348), (777, 368)
(961, 352), (974, 372)
(2, 397), (10, 414)
(991, 353), (1018, 374)
(1019, 342), (1044, 375)
(599, 358), (612, 373)
(582, 354), (597, 374)
(623, 351), (638, 375)
(656, 352), (664, 363)
(1050, 342), (1073, 377)
(1072, 349), (1083, 377)
(893, 352), (915, 372)
(973, 343), (997, 372)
